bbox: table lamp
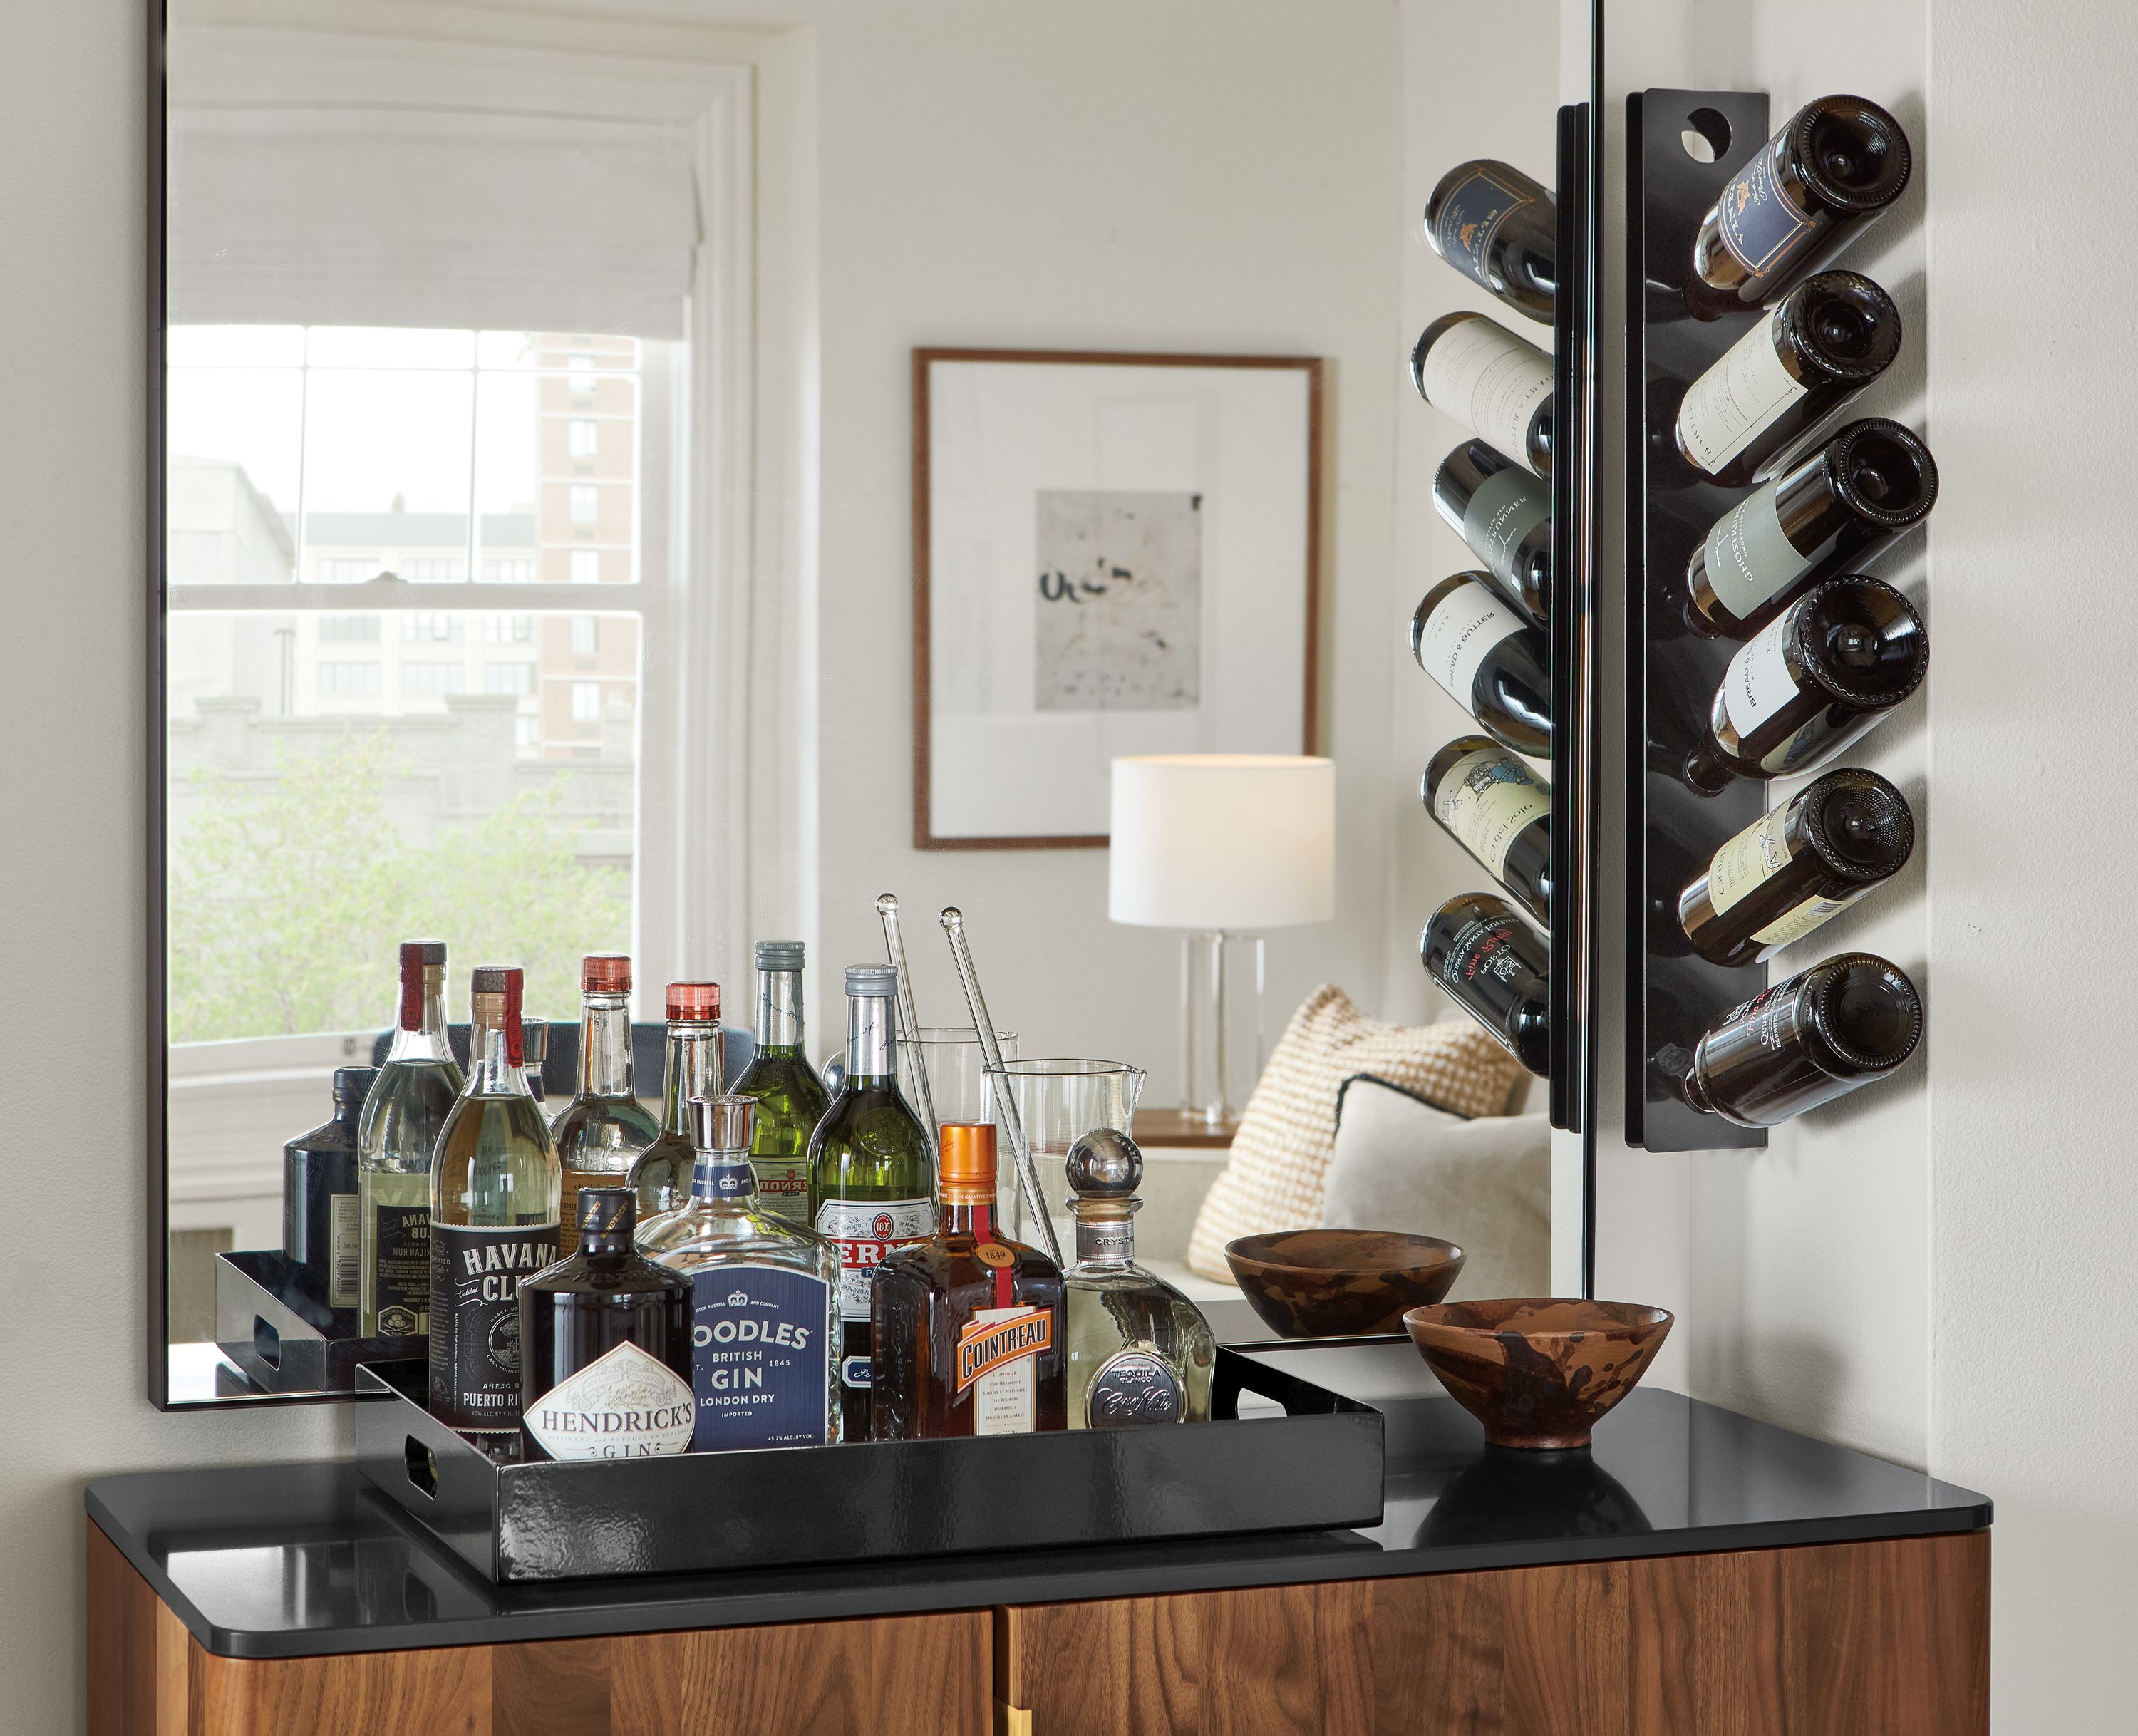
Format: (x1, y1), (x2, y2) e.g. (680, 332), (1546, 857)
(1108, 754), (1336, 1125)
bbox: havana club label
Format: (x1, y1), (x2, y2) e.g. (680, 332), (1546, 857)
(427, 1221), (557, 1431)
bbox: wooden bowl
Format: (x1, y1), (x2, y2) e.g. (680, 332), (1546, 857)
(1403, 1298), (1674, 1450)
(1223, 1229), (1466, 1338)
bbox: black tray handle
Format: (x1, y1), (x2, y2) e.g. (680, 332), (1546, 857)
(1211, 1348), (1365, 1420)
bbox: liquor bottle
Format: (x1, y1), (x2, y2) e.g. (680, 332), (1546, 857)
(1686, 96), (1912, 320)
(283, 1066), (376, 1313)
(1678, 769), (1914, 968)
(521, 1019), (549, 1105)
(733, 941), (832, 1228)
(1687, 576), (1927, 790)
(1675, 272), (1902, 488)
(1422, 736), (1552, 929)
(640, 1095), (841, 1450)
(428, 966), (561, 1442)
(1422, 157), (1557, 325)
(1411, 574), (1551, 758)
(808, 965), (935, 1440)
(358, 940), (465, 1340)
(1420, 892), (1549, 1077)
(517, 1188), (693, 1463)
(551, 954), (660, 1258)
(1687, 419), (1938, 641)
(1410, 311), (1554, 477)
(870, 1122), (1066, 1440)
(1434, 440), (1551, 626)
(1060, 1130), (1214, 1429)
(1674, 954), (1921, 1126)
(626, 982), (725, 1222)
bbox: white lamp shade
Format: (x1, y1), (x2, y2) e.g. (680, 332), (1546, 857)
(1109, 755), (1336, 930)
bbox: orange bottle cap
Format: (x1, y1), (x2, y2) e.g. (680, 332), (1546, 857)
(937, 1122), (998, 1189)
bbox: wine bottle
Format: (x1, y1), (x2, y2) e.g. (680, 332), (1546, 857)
(1420, 892), (1549, 1077)
(1675, 954), (1921, 1126)
(732, 941), (832, 1228)
(1410, 311), (1554, 477)
(517, 1188), (693, 1463)
(625, 982), (724, 1223)
(1675, 272), (1902, 487)
(1687, 418), (1938, 640)
(429, 966), (562, 1443)
(1688, 575), (1926, 789)
(1678, 769), (1914, 967)
(551, 954), (660, 1258)
(1686, 96), (1913, 320)
(283, 1065), (376, 1313)
(1411, 574), (1551, 758)
(1422, 736), (1552, 928)
(1434, 440), (1551, 626)
(1422, 158), (1557, 325)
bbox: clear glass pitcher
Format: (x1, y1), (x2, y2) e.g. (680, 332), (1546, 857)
(985, 1058), (1146, 1251)
(896, 1026), (1018, 1148)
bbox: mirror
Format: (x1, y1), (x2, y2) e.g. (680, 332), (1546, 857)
(151, 0), (1596, 1405)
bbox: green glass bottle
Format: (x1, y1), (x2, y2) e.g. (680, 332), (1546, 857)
(733, 941), (831, 1228)
(807, 963), (934, 1440)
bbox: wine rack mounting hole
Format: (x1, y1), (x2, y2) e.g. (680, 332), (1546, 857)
(1680, 108), (1733, 164)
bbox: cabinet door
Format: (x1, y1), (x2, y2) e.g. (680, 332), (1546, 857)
(995, 1534), (1989, 1736)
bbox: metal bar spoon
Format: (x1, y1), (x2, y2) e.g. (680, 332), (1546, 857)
(874, 892), (939, 1150)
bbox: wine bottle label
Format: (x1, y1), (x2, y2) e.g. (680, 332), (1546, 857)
(688, 1266), (831, 1450)
(1700, 478), (1805, 619)
(1462, 467), (1551, 604)
(428, 1222), (558, 1430)
(371, 1203), (429, 1337)
(524, 1339), (695, 1462)
(749, 1157), (811, 1226)
(815, 1197), (933, 1322)
(1704, 802), (1794, 917)
(1432, 165), (1539, 290)
(1676, 308), (1808, 475)
(1715, 140), (1829, 286)
(1752, 891), (1855, 949)
(328, 1190), (361, 1311)
(1085, 1348), (1185, 1428)
(1437, 910), (1529, 997)
(956, 1305), (1051, 1435)
(1417, 581), (1525, 713)
(1419, 316), (1551, 475)
(1433, 745), (1549, 879)
(1720, 600), (1806, 741)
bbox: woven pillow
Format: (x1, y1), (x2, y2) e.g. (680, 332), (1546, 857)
(1184, 985), (1524, 1281)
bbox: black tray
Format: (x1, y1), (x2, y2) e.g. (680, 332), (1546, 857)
(354, 1352), (1384, 1583)
(214, 1250), (413, 1395)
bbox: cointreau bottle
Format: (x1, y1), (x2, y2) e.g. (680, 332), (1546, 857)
(627, 982), (725, 1221)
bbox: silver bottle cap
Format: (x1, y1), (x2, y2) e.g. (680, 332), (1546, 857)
(845, 964), (899, 997)
(755, 940), (806, 971)
(1066, 1128), (1142, 1197)
(690, 1093), (756, 1153)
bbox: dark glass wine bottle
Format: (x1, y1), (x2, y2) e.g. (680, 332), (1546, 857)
(1423, 736), (1552, 928)
(1686, 96), (1912, 319)
(1687, 576), (1926, 790)
(1420, 892), (1549, 1077)
(1678, 769), (1914, 967)
(517, 1188), (694, 1463)
(1411, 312), (1553, 477)
(1412, 574), (1551, 757)
(1422, 158), (1557, 325)
(1687, 418), (1938, 640)
(1675, 272), (1902, 487)
(283, 1065), (376, 1313)
(1675, 954), (1921, 1126)
(626, 982), (724, 1222)
(1435, 440), (1551, 626)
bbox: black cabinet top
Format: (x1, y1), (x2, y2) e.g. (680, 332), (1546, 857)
(88, 1341), (1989, 1660)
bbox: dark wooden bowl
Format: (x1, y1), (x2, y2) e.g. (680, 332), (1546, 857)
(1223, 1229), (1466, 1338)
(1403, 1298), (1674, 1450)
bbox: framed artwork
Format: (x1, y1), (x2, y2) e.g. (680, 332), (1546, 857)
(912, 347), (1323, 849)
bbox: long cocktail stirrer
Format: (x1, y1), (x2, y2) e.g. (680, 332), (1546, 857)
(939, 906), (1064, 1267)
(875, 892), (939, 1148)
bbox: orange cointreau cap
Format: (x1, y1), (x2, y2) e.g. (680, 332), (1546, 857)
(937, 1122), (998, 1194)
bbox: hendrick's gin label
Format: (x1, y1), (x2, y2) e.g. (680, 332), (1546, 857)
(428, 1222), (557, 1433)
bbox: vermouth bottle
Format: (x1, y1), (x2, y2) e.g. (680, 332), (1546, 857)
(640, 1095), (841, 1450)
(1675, 272), (1902, 487)
(551, 953), (660, 1257)
(626, 982), (725, 1221)
(1678, 769), (1914, 967)
(1675, 954), (1921, 1126)
(871, 1122), (1066, 1440)
(808, 965), (934, 1440)
(1411, 311), (1554, 477)
(1421, 892), (1549, 1077)
(283, 1066), (375, 1313)
(1435, 440), (1551, 626)
(1686, 96), (1913, 319)
(517, 1189), (693, 1463)
(1687, 576), (1927, 789)
(429, 966), (561, 1441)
(1423, 736), (1552, 928)
(1060, 1130), (1214, 1430)
(1422, 157), (1557, 325)
(1687, 419), (1938, 640)
(358, 940), (465, 1340)
(732, 941), (832, 1227)
(1412, 574), (1551, 758)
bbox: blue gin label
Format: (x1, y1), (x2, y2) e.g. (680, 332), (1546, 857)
(1716, 142), (1828, 286)
(691, 1158), (757, 1202)
(688, 1266), (830, 1450)
(1432, 165), (1536, 289)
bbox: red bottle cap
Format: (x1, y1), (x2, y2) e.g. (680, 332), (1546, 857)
(470, 966), (525, 1066)
(397, 939), (446, 1031)
(666, 981), (721, 1023)
(582, 953), (632, 995)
